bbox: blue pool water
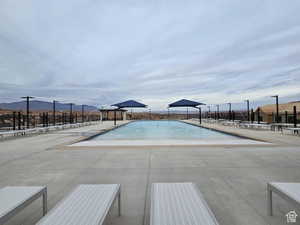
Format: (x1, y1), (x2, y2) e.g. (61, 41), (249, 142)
(92, 120), (241, 140)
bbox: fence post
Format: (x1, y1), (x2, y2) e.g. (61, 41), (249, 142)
(18, 112), (21, 130)
(45, 113), (47, 127)
(42, 113), (45, 127)
(32, 115), (35, 127)
(22, 114), (25, 127)
(13, 112), (16, 130)
(294, 106), (297, 128)
(47, 113), (49, 127)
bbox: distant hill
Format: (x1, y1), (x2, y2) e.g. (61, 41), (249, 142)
(0, 100), (98, 112)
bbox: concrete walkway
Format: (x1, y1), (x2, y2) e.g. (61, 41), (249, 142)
(186, 119), (300, 146)
(0, 120), (300, 225)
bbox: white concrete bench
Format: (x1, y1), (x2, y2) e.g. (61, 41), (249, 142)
(267, 182), (300, 216)
(0, 186), (47, 224)
(36, 184), (121, 225)
(151, 183), (219, 225)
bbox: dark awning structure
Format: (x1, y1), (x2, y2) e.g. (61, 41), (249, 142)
(168, 99), (205, 124)
(169, 99), (204, 108)
(112, 100), (147, 109)
(111, 100), (147, 125)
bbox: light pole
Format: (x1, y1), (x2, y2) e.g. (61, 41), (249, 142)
(245, 100), (250, 122)
(21, 96), (34, 129)
(53, 100), (57, 126)
(228, 103), (232, 120)
(82, 105), (85, 123)
(271, 95), (279, 123)
(69, 103), (74, 124)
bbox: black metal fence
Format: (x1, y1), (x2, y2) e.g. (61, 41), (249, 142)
(203, 108), (299, 126)
(0, 111), (101, 131)
(203, 110), (249, 121)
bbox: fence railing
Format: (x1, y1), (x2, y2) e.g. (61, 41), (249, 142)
(0, 112), (101, 131)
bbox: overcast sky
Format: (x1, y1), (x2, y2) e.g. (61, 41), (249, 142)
(0, 0), (300, 110)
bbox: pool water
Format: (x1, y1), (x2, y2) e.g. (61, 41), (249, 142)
(92, 120), (241, 140)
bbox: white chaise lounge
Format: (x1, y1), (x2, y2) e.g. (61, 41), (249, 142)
(286, 128), (300, 135)
(36, 184), (121, 225)
(267, 182), (300, 216)
(0, 186), (47, 225)
(151, 183), (219, 225)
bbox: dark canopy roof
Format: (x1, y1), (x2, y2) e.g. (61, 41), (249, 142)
(169, 99), (205, 108)
(112, 100), (147, 108)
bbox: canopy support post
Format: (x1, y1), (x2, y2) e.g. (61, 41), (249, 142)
(114, 109), (117, 126)
(198, 107), (201, 124)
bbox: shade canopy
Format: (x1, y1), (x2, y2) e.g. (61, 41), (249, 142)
(112, 100), (147, 108)
(168, 99), (205, 108)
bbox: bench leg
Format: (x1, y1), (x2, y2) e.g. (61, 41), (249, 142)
(118, 190), (121, 216)
(267, 188), (273, 216)
(43, 189), (48, 216)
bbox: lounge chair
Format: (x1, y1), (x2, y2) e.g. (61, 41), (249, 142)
(267, 182), (300, 215)
(286, 128), (300, 135)
(36, 184), (121, 225)
(151, 183), (219, 225)
(0, 186), (47, 224)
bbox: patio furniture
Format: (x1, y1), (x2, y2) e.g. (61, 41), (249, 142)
(239, 123), (271, 130)
(36, 184), (121, 225)
(286, 128), (300, 135)
(151, 183), (219, 225)
(267, 182), (300, 216)
(0, 186), (47, 224)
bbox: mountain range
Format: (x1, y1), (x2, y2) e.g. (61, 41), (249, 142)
(0, 100), (98, 112)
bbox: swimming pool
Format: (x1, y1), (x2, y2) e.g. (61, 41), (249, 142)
(72, 120), (270, 146)
(91, 120), (240, 140)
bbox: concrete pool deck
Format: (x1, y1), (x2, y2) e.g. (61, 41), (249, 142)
(71, 139), (271, 147)
(0, 120), (300, 225)
(185, 119), (300, 146)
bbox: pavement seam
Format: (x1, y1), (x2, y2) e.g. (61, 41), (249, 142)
(0, 150), (45, 168)
(222, 177), (272, 225)
(143, 150), (152, 225)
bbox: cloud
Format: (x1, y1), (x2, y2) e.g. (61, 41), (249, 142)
(0, 0), (300, 109)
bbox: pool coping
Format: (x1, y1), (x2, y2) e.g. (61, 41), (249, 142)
(65, 121), (133, 146)
(181, 120), (270, 143)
